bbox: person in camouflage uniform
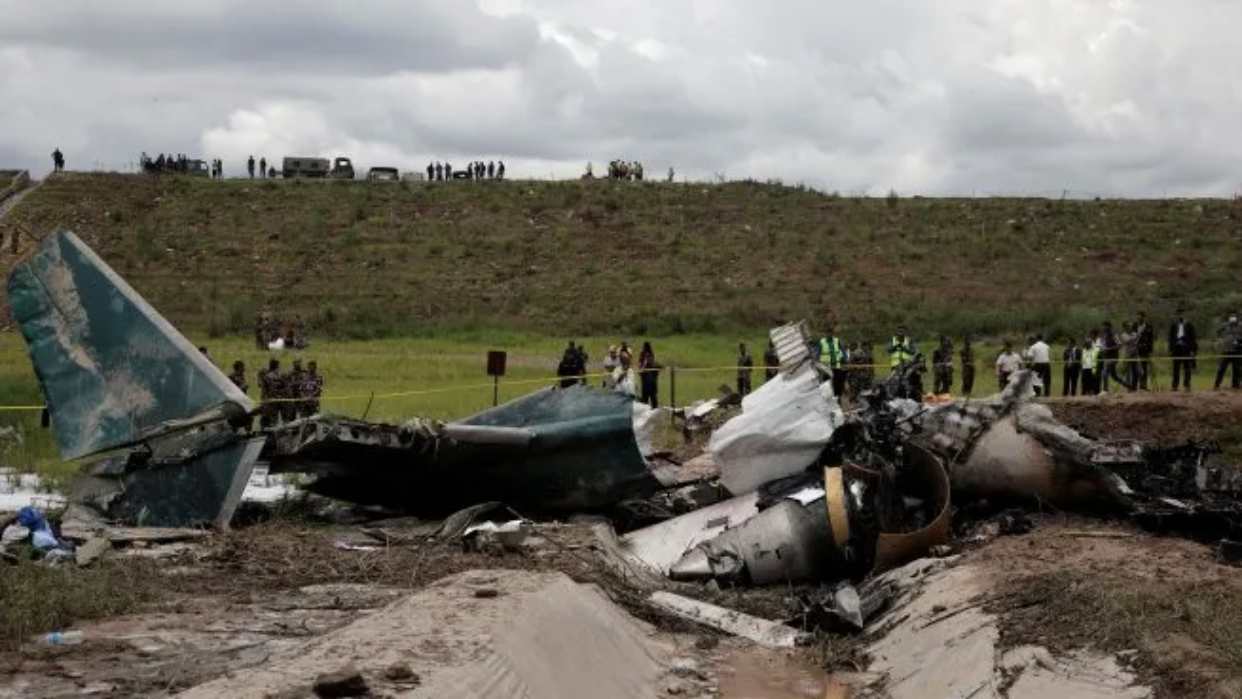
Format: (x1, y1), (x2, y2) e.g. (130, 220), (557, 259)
(302, 361), (324, 417)
(292, 315), (308, 349)
(847, 342), (874, 396)
(228, 360), (248, 394)
(282, 359), (307, 422)
(254, 312), (266, 350)
(258, 358), (282, 428)
(264, 315), (280, 349)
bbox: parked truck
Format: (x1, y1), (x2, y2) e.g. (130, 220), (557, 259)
(282, 156), (355, 179)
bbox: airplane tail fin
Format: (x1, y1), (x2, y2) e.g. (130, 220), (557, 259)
(7, 230), (254, 460)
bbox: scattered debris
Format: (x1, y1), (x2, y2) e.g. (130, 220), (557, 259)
(463, 519), (533, 553)
(4, 230), (1242, 697)
(74, 537), (110, 566)
(382, 663), (420, 685)
(1217, 538), (1242, 566)
(312, 666), (369, 698)
(648, 591), (811, 649)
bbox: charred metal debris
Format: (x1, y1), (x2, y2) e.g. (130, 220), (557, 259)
(9, 230), (1242, 631)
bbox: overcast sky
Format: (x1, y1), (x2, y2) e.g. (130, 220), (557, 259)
(1, 1), (1239, 195)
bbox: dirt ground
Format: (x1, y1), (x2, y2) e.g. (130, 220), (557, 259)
(4, 392), (1242, 696)
(1047, 390), (1242, 447)
(970, 513), (1242, 698)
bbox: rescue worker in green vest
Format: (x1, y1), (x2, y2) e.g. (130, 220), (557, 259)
(1081, 329), (1101, 395)
(888, 327), (916, 369)
(889, 327), (922, 398)
(819, 324), (848, 397)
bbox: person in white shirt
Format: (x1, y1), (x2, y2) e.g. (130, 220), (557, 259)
(613, 352), (637, 397)
(1027, 334), (1052, 397)
(601, 345), (619, 389)
(996, 341), (1024, 389)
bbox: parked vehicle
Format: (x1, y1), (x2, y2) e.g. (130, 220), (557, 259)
(282, 156), (355, 179)
(367, 167), (399, 182)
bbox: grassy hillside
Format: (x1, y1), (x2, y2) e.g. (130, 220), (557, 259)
(4, 173), (1241, 341)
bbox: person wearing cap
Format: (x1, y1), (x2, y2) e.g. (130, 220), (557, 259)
(1168, 308), (1198, 391)
(1214, 313), (1242, 390)
(887, 326), (915, 369)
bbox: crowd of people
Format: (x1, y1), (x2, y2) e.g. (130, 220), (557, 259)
(425, 160), (505, 181)
(556, 341), (662, 407)
(607, 160), (644, 180)
(551, 309), (1242, 409)
(808, 309), (1242, 398)
(139, 152), (199, 174)
(246, 155), (277, 179)
(199, 350), (324, 426)
(234, 357), (324, 426)
(254, 312), (310, 351)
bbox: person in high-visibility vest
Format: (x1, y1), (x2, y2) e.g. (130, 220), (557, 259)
(819, 324), (847, 396)
(888, 327), (915, 368)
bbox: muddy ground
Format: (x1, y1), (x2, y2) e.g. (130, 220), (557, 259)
(2, 392), (1242, 697)
(2, 515), (1237, 698)
(1048, 390), (1242, 447)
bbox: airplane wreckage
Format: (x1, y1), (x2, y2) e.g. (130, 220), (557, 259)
(8, 230), (1242, 591)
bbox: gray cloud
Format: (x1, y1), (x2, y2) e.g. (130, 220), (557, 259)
(1, 1), (1240, 195)
(0, 1), (539, 74)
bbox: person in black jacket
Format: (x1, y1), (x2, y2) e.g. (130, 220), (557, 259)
(1062, 338), (1082, 396)
(1169, 309), (1198, 391)
(1135, 311), (1155, 390)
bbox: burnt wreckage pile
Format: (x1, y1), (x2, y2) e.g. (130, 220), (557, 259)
(9, 230), (1242, 631)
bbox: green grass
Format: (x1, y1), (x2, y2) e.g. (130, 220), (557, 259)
(5, 174), (1241, 342)
(2, 175), (1239, 482)
(0, 557), (159, 650)
(0, 328), (1234, 484)
(0, 330), (781, 481)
